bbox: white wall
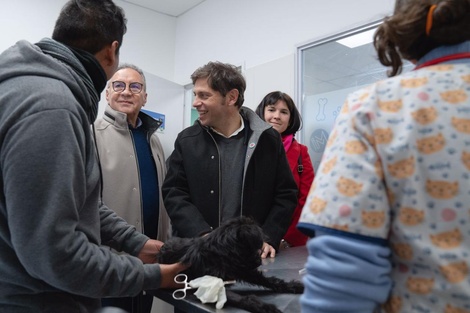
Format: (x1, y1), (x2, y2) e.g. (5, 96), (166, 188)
(174, 0), (396, 98)
(117, 2), (176, 81)
(2, 0), (395, 111)
(244, 54), (295, 111)
(1, 0), (176, 82)
(2, 0), (64, 51)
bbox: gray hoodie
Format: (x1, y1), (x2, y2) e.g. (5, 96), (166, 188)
(0, 39), (161, 313)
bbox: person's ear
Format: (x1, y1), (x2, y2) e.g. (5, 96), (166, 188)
(142, 91), (148, 106)
(95, 41), (120, 80)
(226, 89), (239, 106)
(107, 40), (119, 67)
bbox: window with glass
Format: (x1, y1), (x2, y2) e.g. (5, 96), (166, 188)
(297, 21), (412, 173)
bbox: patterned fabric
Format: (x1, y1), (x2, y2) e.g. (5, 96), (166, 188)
(299, 62), (470, 312)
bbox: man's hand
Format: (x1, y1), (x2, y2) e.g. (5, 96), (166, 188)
(159, 263), (189, 289)
(138, 239), (164, 264)
(261, 242), (276, 258)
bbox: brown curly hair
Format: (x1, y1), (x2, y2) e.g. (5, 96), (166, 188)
(374, 0), (470, 77)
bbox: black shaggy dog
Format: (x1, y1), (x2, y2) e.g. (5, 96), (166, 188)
(157, 216), (304, 313)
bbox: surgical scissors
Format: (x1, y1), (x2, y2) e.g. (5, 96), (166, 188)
(172, 273), (193, 300)
(172, 273), (237, 300)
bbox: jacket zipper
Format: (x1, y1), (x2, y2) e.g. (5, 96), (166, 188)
(129, 130), (145, 234)
(206, 129), (223, 227)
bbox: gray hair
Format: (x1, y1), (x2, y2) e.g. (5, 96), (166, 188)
(115, 63), (146, 90)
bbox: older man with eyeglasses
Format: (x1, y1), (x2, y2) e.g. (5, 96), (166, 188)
(93, 63), (171, 313)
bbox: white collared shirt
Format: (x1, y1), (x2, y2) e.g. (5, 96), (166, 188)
(211, 114), (244, 138)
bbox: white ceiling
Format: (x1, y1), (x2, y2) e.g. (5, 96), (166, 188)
(121, 0), (206, 17)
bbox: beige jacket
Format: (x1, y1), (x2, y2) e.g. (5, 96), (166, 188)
(93, 105), (171, 242)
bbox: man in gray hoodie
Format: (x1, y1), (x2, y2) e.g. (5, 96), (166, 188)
(0, 1), (184, 312)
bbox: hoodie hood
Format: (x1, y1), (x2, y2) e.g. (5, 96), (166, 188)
(0, 38), (104, 123)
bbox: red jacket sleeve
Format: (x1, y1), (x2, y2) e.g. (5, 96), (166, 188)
(283, 142), (315, 246)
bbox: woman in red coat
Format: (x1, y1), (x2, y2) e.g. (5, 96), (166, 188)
(256, 91), (315, 247)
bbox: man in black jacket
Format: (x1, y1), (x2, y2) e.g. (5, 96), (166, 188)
(163, 61), (297, 258)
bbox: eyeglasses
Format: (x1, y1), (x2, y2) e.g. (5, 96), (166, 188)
(111, 81), (144, 94)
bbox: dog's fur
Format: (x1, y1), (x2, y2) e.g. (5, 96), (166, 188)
(157, 216), (304, 313)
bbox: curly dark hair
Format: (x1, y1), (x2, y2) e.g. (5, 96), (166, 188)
(52, 0), (127, 55)
(374, 0), (470, 77)
(191, 61), (246, 108)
